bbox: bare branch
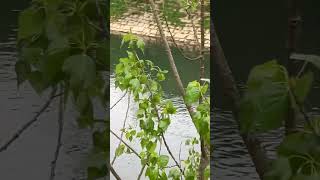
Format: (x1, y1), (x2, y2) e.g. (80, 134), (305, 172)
(50, 86), (64, 180)
(137, 165), (146, 180)
(111, 93), (131, 165)
(162, 134), (184, 174)
(110, 90), (128, 110)
(110, 130), (141, 158)
(108, 163), (122, 180)
(0, 88), (58, 153)
(162, 11), (201, 61)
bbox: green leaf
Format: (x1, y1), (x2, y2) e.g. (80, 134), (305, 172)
(62, 54), (96, 89)
(20, 47), (43, 65)
(146, 166), (159, 180)
(158, 155), (169, 168)
(185, 81), (201, 105)
(115, 144), (125, 157)
(87, 165), (107, 180)
(168, 168), (181, 180)
(15, 60), (31, 86)
(264, 157), (292, 180)
(137, 38), (145, 53)
(292, 72), (313, 103)
(239, 60), (289, 133)
(18, 8), (44, 41)
(157, 72), (166, 81)
(164, 101), (176, 114)
(27, 71), (49, 94)
(146, 141), (157, 153)
(129, 78), (140, 90)
(159, 118), (170, 132)
(93, 130), (108, 151)
(39, 50), (68, 84)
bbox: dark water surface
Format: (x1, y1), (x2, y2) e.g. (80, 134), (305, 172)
(0, 2), (92, 179)
(213, 1), (320, 179)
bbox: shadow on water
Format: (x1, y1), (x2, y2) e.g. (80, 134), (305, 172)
(213, 1), (320, 179)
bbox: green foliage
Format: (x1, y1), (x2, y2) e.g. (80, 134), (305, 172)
(183, 137), (201, 179)
(111, 0), (210, 29)
(240, 57), (320, 179)
(185, 81), (210, 145)
(113, 34), (210, 179)
(264, 132), (320, 180)
(16, 0), (109, 179)
(239, 60), (290, 133)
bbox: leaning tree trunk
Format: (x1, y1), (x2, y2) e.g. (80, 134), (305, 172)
(148, 0), (209, 179)
(211, 18), (269, 179)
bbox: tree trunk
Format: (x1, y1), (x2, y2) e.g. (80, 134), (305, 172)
(285, 0), (302, 135)
(211, 19), (269, 179)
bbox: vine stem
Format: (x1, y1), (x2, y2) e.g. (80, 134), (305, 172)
(111, 92), (131, 165)
(50, 86), (64, 180)
(0, 88), (58, 153)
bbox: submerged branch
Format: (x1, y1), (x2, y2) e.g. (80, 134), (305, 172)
(0, 88), (58, 153)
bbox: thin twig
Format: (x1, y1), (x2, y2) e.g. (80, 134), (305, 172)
(110, 130), (140, 158)
(50, 86), (64, 180)
(0, 88), (58, 152)
(110, 91), (128, 110)
(137, 165), (146, 180)
(179, 141), (183, 167)
(108, 163), (122, 180)
(162, 134), (184, 174)
(111, 93), (131, 165)
(162, 10), (201, 61)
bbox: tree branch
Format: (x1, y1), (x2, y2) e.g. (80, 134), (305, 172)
(107, 163), (122, 180)
(111, 93), (131, 165)
(162, 134), (184, 174)
(110, 130), (141, 158)
(110, 90), (128, 110)
(0, 88), (58, 153)
(137, 164), (146, 180)
(50, 86), (64, 180)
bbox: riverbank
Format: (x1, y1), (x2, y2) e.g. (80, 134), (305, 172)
(110, 11), (210, 51)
